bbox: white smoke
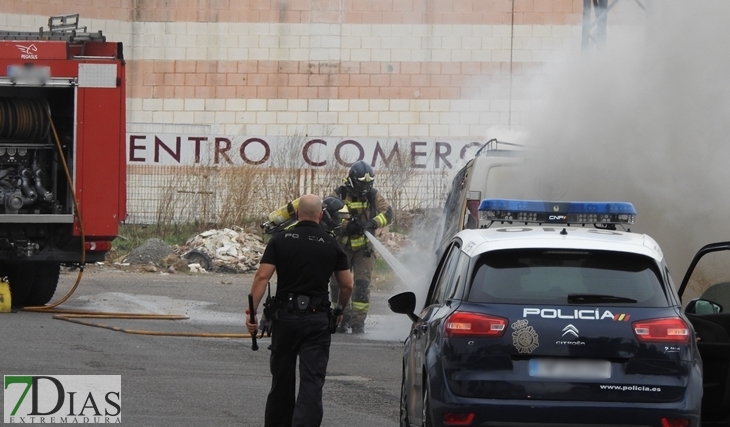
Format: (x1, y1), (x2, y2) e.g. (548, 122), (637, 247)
(512, 1), (730, 286)
(369, 1), (730, 336)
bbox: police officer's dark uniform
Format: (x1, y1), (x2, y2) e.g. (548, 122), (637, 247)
(247, 195), (352, 427)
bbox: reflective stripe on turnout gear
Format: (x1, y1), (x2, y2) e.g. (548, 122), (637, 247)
(347, 201), (368, 210)
(345, 235), (367, 249)
(373, 213), (387, 227)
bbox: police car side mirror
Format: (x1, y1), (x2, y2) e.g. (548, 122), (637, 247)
(388, 292), (420, 323)
(686, 298), (723, 314)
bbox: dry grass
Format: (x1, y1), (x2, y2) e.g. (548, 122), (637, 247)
(217, 165), (267, 227)
(148, 134), (448, 235)
(155, 166), (217, 235)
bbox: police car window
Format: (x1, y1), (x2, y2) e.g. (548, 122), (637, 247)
(664, 266), (679, 305)
(445, 252), (470, 301)
(428, 243), (461, 306)
(467, 249), (667, 307)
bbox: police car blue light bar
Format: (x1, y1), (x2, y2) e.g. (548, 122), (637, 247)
(478, 199), (636, 225)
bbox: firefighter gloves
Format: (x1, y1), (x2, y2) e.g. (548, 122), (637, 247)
(362, 219), (377, 234)
(344, 218), (378, 236)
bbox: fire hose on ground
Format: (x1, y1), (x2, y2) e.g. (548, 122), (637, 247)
(29, 234), (408, 338)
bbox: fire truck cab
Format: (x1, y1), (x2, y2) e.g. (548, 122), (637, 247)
(0, 15), (126, 306)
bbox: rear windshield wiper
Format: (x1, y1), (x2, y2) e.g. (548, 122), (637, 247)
(567, 294), (638, 304)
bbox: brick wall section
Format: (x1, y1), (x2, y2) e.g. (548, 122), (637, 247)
(127, 59), (543, 101)
(1, 1), (648, 220)
(1, 4), (647, 138)
(1, 0), (585, 25)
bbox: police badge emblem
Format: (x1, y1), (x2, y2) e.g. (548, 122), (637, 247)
(511, 319), (539, 354)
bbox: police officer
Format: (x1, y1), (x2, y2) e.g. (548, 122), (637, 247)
(330, 160), (392, 334)
(247, 194), (353, 427)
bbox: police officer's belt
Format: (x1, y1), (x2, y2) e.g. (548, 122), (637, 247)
(275, 293), (331, 314)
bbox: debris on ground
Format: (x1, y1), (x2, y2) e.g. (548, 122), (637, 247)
(181, 249), (213, 271)
(159, 254), (190, 274)
(174, 227), (267, 274)
(125, 238), (175, 265)
(119, 225), (415, 275)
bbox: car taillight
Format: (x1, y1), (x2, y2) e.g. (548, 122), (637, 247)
(632, 318), (690, 344)
(661, 418), (689, 427)
(444, 312), (507, 338)
(85, 241), (112, 252)
(443, 412), (475, 426)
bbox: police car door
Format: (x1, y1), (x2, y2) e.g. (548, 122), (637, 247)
(411, 240), (462, 424)
(677, 241), (730, 424)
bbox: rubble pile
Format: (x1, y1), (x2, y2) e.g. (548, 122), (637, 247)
(125, 238), (175, 265)
(175, 227), (266, 273)
(122, 227), (414, 275)
(176, 227), (413, 272)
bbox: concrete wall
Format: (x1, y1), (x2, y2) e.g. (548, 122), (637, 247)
(1, 0), (647, 222)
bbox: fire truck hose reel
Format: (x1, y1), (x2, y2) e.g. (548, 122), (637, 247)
(13, 87), (256, 340)
(23, 108), (85, 310)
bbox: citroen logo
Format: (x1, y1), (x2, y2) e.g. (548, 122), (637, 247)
(562, 324), (579, 337)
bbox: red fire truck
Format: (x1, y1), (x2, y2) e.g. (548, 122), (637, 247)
(0, 15), (126, 306)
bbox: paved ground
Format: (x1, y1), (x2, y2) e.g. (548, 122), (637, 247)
(1, 265), (417, 426)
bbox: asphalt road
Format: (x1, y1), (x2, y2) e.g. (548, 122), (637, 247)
(1, 265), (415, 426)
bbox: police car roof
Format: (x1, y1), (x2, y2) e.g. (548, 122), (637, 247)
(456, 226), (663, 262)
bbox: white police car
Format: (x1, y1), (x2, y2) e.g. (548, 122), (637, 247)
(389, 199), (730, 427)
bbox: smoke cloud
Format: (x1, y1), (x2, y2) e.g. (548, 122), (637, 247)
(371, 2), (730, 339)
(510, 1), (730, 294)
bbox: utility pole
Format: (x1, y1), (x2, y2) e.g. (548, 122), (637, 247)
(582, 0), (650, 52)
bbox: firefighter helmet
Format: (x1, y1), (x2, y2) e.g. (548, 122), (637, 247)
(347, 161), (375, 195)
(321, 196), (345, 232)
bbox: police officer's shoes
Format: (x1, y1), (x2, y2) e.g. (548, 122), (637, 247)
(336, 324), (349, 334)
(351, 325), (365, 334)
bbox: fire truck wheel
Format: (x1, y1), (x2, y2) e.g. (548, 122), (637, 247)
(25, 262), (61, 306)
(5, 264), (35, 308)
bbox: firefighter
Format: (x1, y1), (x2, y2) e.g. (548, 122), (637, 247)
(247, 194), (353, 427)
(330, 160), (393, 334)
(320, 196), (346, 236)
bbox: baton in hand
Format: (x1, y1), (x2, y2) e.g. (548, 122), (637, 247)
(248, 293), (259, 351)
